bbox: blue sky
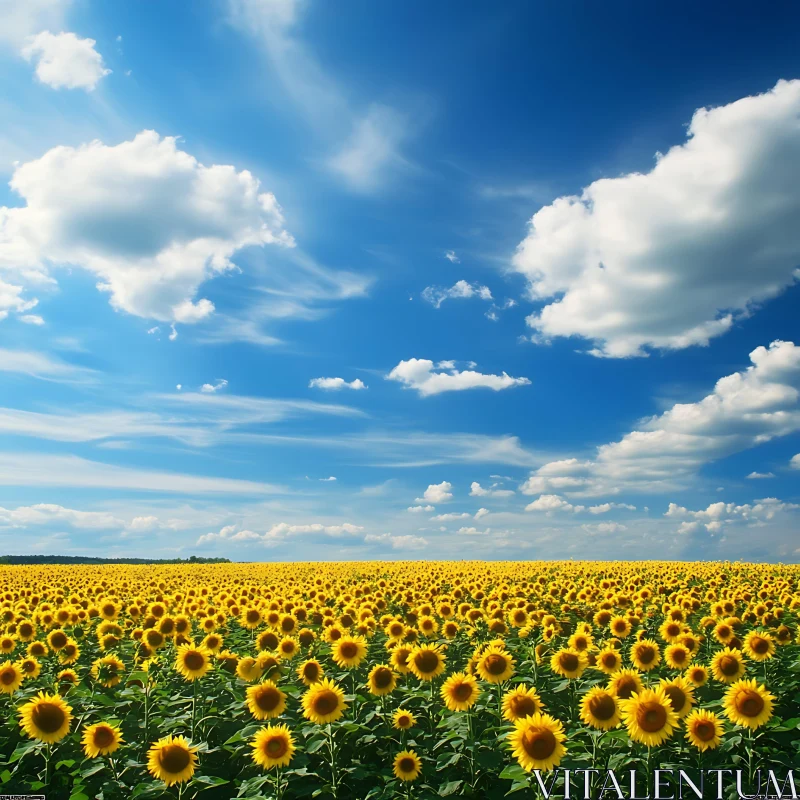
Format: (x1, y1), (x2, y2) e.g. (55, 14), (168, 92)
(1, 0), (799, 561)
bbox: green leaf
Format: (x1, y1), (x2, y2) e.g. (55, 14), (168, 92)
(439, 780), (463, 796)
(499, 764), (528, 781)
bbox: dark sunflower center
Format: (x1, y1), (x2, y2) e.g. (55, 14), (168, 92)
(373, 668), (393, 688)
(256, 687), (281, 710)
(184, 652), (205, 671)
(0, 669), (16, 685)
(31, 702), (66, 734)
(751, 638), (770, 654)
(414, 651), (440, 674)
(637, 646), (655, 664)
(637, 702), (667, 732)
(312, 689), (339, 716)
(559, 653), (579, 672)
(50, 632), (67, 649)
(281, 619), (294, 632)
(522, 728), (556, 760)
(588, 693), (616, 721)
(398, 757), (416, 773)
(397, 714), (411, 727)
(303, 663), (320, 680)
(20, 624), (33, 637)
(159, 744), (191, 774)
(93, 726), (115, 748)
(601, 653), (618, 668)
(694, 722), (715, 741)
(485, 654), (509, 675)
(667, 624), (681, 637)
(719, 656), (740, 676)
(663, 686), (686, 712)
(246, 610), (260, 623)
(510, 695), (537, 717)
(736, 690), (764, 718)
(452, 682), (473, 701)
(266, 737), (287, 757)
(261, 633), (279, 650)
(340, 643), (358, 659)
(615, 677), (638, 700)
(390, 624), (404, 637)
(22, 661), (36, 673)
(718, 626), (731, 638)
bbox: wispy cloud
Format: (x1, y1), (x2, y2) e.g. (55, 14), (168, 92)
(0, 348), (95, 383)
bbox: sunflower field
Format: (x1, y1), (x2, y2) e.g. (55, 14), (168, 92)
(0, 560), (799, 799)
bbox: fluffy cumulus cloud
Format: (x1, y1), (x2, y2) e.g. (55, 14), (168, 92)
(525, 494), (585, 513)
(421, 280), (492, 309)
(309, 377), (367, 391)
(746, 471), (775, 479)
(407, 505), (434, 513)
(387, 359), (530, 397)
(790, 454), (800, 470)
(0, 131), (293, 324)
(198, 520), (364, 546)
(470, 481), (515, 498)
(513, 80), (800, 357)
(588, 502), (636, 514)
(431, 512), (471, 521)
(666, 498), (800, 535)
(22, 31), (110, 90)
(416, 481), (453, 504)
(364, 532), (427, 550)
(201, 379), (228, 394)
(521, 340), (800, 496)
(582, 521), (628, 534)
(0, 503), (187, 532)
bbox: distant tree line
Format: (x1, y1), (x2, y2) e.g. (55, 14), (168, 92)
(0, 555), (231, 565)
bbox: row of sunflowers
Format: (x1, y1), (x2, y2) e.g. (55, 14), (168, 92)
(0, 560), (798, 798)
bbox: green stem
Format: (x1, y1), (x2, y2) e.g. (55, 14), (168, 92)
(191, 678), (198, 739)
(326, 724), (338, 799)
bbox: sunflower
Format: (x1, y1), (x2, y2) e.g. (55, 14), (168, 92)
(147, 736), (198, 786)
(28, 641), (48, 658)
(722, 679), (774, 730)
(242, 608), (263, 630)
(658, 676), (695, 719)
(579, 687), (620, 731)
(17, 621), (36, 642)
(236, 656), (264, 683)
(393, 708), (417, 730)
(257, 631), (280, 652)
(607, 668), (644, 700)
(58, 640), (80, 665)
(18, 656), (41, 679)
(367, 664), (397, 697)
(549, 647), (588, 680)
(441, 671), (479, 712)
(251, 723), (295, 770)
(389, 645), (413, 674)
(619, 688), (678, 747)
(0, 660), (23, 694)
(302, 678), (347, 724)
(393, 750), (422, 782)
(297, 659), (324, 686)
(684, 709), (723, 752)
(385, 620), (406, 641)
(19, 691), (73, 743)
(477, 645), (516, 683)
(609, 615), (632, 638)
(509, 713), (567, 773)
(82, 722), (123, 758)
(630, 639), (661, 672)
(91, 655), (125, 688)
(503, 686), (545, 722)
(57, 669), (79, 693)
(175, 645), (212, 682)
(742, 631), (775, 662)
(685, 665), (709, 687)
(408, 644), (446, 682)
(201, 633), (223, 653)
(594, 647), (622, 675)
(246, 680), (287, 721)
(332, 635), (368, 669)
(710, 648), (747, 684)
(277, 636), (299, 660)
(0, 635), (16, 654)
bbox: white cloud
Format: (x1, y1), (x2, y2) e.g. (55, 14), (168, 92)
(581, 522), (628, 534)
(444, 250), (459, 263)
(387, 358), (530, 397)
(0, 453), (281, 494)
(309, 377), (367, 391)
(22, 31), (110, 91)
(430, 512), (471, 521)
(0, 0), (69, 49)
(0, 503), (123, 530)
(20, 314), (44, 325)
(588, 502), (636, 514)
(416, 481), (453, 504)
(0, 348), (93, 382)
(474, 507), (490, 520)
(525, 494), (585, 513)
(521, 340), (800, 496)
(319, 476), (337, 482)
(326, 104), (412, 193)
(513, 79), (800, 357)
(667, 497), (800, 535)
(456, 526), (490, 536)
(470, 481), (515, 498)
(407, 505), (435, 513)
(201, 379), (228, 394)
(746, 471), (775, 479)
(421, 280), (493, 309)
(791, 454), (800, 469)
(0, 131), (293, 324)
(0, 278), (39, 322)
(364, 532), (428, 550)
